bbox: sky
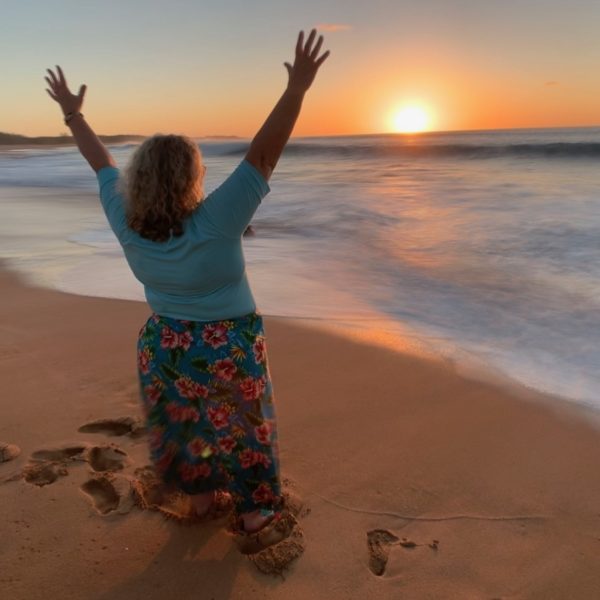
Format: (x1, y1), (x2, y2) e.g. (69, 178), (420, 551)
(2, 0), (600, 137)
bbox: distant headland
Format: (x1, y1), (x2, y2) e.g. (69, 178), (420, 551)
(0, 132), (241, 146)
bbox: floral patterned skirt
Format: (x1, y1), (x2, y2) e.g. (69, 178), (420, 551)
(137, 312), (281, 513)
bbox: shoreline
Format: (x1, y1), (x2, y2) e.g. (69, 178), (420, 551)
(2, 249), (599, 429)
(3, 266), (600, 598)
(297, 315), (600, 433)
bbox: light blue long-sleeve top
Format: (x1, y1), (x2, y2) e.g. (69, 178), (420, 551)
(96, 160), (269, 321)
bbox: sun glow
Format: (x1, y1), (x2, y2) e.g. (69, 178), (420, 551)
(391, 105), (431, 134)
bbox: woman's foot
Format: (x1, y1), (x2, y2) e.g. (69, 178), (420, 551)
(190, 490), (234, 520)
(241, 509), (276, 533)
(190, 490), (215, 517)
(233, 510), (297, 555)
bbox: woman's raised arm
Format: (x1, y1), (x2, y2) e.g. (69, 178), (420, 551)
(45, 66), (115, 173)
(245, 30), (330, 181)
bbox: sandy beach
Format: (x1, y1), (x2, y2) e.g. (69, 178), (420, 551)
(1, 265), (600, 599)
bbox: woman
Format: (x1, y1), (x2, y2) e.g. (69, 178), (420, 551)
(45, 30), (329, 552)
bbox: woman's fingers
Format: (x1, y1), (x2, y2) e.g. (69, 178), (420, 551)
(315, 50), (330, 67)
(304, 29), (317, 55)
(310, 35), (323, 60)
(56, 65), (66, 86)
(46, 68), (59, 88)
(290, 29), (329, 81)
(295, 31), (304, 56)
(45, 66), (80, 101)
(45, 89), (58, 101)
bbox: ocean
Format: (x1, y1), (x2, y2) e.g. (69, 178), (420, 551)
(1, 128), (599, 410)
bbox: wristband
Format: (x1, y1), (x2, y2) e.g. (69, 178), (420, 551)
(64, 112), (83, 125)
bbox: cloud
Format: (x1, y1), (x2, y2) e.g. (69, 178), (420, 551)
(315, 23), (352, 32)
(544, 81), (560, 87)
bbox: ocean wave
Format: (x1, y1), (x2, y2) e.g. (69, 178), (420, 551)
(220, 141), (600, 160)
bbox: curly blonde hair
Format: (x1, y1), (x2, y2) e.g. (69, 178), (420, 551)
(123, 135), (204, 242)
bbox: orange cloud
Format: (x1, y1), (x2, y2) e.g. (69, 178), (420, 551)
(544, 81), (560, 87)
(316, 23), (352, 32)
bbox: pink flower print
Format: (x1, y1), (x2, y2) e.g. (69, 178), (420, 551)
(252, 483), (275, 505)
(165, 402), (182, 422)
(182, 406), (201, 422)
(165, 402), (201, 423)
(179, 462), (211, 483)
(160, 326), (180, 349)
(253, 337), (266, 364)
(207, 406), (230, 430)
(252, 451), (271, 469)
(202, 323), (229, 349)
(213, 358), (237, 381)
(239, 448), (256, 469)
(239, 376), (266, 402)
(178, 330), (193, 351)
(254, 421), (272, 445)
(137, 347), (152, 375)
(175, 376), (209, 400)
(187, 437), (214, 458)
(144, 383), (162, 407)
(239, 449), (271, 469)
(239, 377), (257, 401)
(218, 436), (236, 455)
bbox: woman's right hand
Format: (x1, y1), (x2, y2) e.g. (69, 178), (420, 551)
(43, 65), (115, 173)
(45, 66), (86, 116)
(284, 30), (330, 95)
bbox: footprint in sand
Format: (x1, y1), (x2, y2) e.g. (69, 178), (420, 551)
(87, 445), (128, 472)
(367, 529), (439, 576)
(21, 445), (87, 486)
(78, 417), (146, 438)
(23, 462), (69, 486)
(81, 476), (117, 514)
(80, 475), (135, 515)
(19, 443), (127, 488)
(31, 445), (87, 462)
(367, 529), (400, 576)
(0, 443), (21, 463)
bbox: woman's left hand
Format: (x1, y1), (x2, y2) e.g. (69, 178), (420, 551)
(45, 66), (86, 116)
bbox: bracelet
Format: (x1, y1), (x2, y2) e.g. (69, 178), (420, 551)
(64, 112), (83, 125)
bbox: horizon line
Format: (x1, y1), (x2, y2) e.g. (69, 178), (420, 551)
(2, 123), (600, 146)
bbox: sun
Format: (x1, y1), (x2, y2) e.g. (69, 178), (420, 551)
(391, 105), (431, 134)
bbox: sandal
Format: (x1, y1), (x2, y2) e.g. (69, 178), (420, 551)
(232, 510), (297, 555)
